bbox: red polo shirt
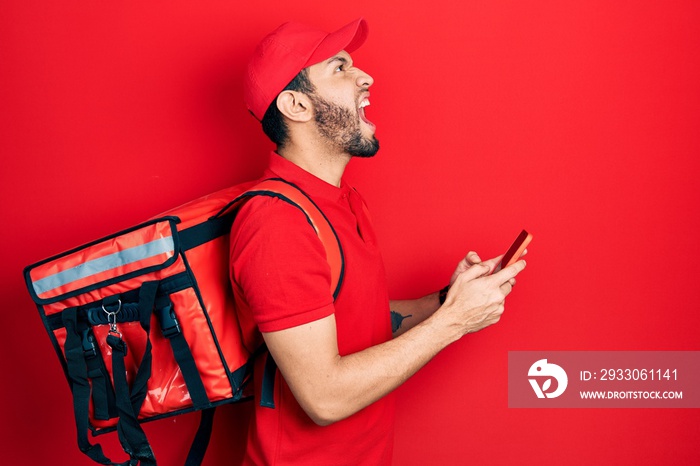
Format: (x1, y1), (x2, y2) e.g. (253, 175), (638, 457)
(229, 152), (395, 466)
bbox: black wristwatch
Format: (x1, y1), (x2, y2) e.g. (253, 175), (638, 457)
(438, 284), (450, 305)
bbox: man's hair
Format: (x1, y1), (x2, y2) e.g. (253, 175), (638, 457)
(261, 68), (315, 147)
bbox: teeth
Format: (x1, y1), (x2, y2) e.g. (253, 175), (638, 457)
(359, 99), (370, 109)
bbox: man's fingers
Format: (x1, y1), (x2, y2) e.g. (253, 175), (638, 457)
(465, 251), (482, 265)
(461, 262), (491, 280)
(482, 255), (503, 273)
(493, 259), (526, 282)
(500, 278), (515, 295)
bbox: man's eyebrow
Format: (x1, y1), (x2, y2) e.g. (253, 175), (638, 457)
(327, 56), (349, 66)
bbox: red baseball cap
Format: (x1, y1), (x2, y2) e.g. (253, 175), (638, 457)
(244, 18), (368, 121)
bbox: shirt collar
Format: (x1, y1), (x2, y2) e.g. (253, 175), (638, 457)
(263, 151), (352, 202)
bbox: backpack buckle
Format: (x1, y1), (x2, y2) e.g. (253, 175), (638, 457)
(81, 328), (97, 358)
(156, 301), (181, 338)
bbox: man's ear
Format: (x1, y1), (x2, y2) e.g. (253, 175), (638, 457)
(276, 90), (313, 122)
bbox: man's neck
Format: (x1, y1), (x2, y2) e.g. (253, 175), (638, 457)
(277, 144), (351, 188)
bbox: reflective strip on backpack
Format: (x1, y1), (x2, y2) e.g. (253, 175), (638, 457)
(32, 236), (174, 296)
(29, 220), (177, 301)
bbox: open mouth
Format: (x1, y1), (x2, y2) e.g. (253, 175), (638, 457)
(358, 98), (375, 130)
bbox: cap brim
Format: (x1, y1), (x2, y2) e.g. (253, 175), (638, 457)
(306, 17), (368, 67)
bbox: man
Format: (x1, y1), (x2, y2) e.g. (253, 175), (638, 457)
(230, 17), (526, 465)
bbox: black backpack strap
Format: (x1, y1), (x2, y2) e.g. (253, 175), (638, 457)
(81, 326), (117, 420)
(183, 408), (216, 466)
(154, 294), (210, 409)
(260, 351), (278, 409)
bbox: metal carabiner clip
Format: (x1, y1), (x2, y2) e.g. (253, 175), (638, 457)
(102, 299), (122, 336)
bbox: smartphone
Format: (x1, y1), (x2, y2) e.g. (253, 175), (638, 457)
(493, 230), (532, 273)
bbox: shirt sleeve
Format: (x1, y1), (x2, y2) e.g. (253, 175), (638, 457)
(229, 195), (335, 333)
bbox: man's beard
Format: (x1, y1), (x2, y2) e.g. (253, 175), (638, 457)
(309, 94), (380, 158)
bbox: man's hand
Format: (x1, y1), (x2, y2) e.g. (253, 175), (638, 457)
(439, 256), (526, 338)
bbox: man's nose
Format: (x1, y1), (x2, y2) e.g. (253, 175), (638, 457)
(356, 69), (374, 88)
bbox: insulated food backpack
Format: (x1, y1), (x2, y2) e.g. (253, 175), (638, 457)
(23, 178), (344, 466)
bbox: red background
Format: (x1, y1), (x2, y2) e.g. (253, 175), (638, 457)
(2, 1), (699, 465)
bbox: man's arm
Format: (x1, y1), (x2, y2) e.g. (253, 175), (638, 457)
(263, 257), (525, 426)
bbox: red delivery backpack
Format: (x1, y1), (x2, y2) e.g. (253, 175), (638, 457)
(23, 178), (344, 466)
